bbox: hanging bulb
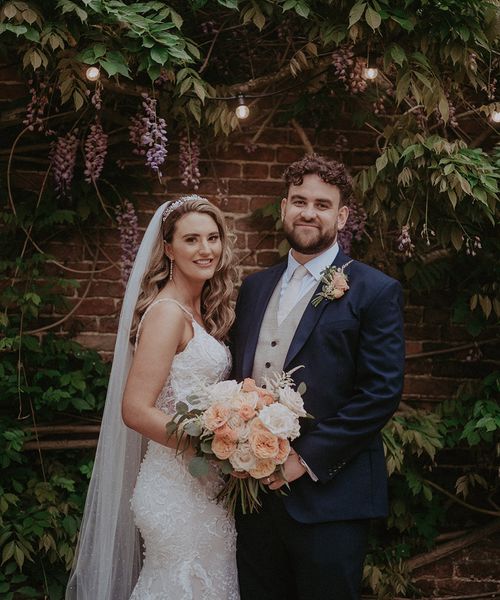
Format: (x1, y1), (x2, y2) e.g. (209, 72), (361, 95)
(235, 95), (250, 119)
(490, 110), (500, 123)
(85, 66), (101, 82)
(362, 67), (378, 80)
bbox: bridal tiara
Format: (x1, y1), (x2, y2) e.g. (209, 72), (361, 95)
(161, 195), (205, 222)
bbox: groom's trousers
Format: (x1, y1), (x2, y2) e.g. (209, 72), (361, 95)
(236, 492), (369, 600)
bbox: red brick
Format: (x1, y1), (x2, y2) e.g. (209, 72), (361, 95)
(424, 307), (450, 324)
(75, 333), (117, 352)
(243, 163), (269, 179)
(252, 129), (289, 144)
(455, 560), (500, 579)
(249, 197), (281, 211)
(234, 215), (274, 232)
(219, 146), (275, 162)
(75, 298), (117, 316)
(205, 161), (242, 178)
(270, 164), (288, 179)
(403, 376), (460, 397)
(276, 147), (307, 163)
(100, 316), (120, 333)
(88, 281), (124, 298)
(404, 306), (424, 324)
(247, 233), (277, 250)
(229, 180), (283, 196)
(256, 251), (281, 267)
(212, 198), (249, 213)
(0, 83), (26, 100)
(404, 323), (442, 339)
(405, 340), (423, 355)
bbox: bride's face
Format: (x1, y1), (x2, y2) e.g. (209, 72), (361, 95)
(165, 212), (223, 283)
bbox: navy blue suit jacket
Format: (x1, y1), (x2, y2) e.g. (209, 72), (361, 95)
(231, 249), (405, 524)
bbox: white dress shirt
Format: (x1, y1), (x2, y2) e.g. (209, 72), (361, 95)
(279, 242), (340, 308)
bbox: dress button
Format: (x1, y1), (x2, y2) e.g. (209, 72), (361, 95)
(262, 384), (267, 389)
(271, 341), (277, 347)
(265, 362), (271, 368)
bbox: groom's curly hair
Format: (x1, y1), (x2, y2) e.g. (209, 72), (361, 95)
(283, 153), (354, 206)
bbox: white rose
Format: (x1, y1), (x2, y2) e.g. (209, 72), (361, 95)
(258, 403), (301, 440)
(208, 380), (242, 407)
(229, 442), (257, 472)
(278, 386), (307, 417)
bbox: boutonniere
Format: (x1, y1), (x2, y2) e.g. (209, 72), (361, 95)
(312, 260), (353, 307)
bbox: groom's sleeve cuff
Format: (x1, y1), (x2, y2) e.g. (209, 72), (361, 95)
(297, 454), (319, 482)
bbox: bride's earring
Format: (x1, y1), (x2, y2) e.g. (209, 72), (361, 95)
(169, 259), (174, 281)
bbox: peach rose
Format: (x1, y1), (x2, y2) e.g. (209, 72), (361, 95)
(256, 388), (276, 406)
(242, 378), (258, 393)
(248, 459), (276, 479)
(239, 401), (257, 421)
(242, 378), (275, 406)
(214, 424), (238, 442)
(203, 403), (230, 431)
(275, 438), (291, 464)
(332, 272), (349, 291)
(249, 425), (280, 460)
(211, 433), (237, 460)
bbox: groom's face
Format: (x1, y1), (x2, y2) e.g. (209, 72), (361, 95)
(281, 174), (349, 258)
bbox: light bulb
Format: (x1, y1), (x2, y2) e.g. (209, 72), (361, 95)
(235, 96), (250, 119)
(85, 66), (100, 82)
(490, 110), (500, 123)
(362, 67), (378, 80)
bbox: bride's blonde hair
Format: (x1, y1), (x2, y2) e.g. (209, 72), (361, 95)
(131, 197), (236, 341)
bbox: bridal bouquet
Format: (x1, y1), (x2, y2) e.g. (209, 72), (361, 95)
(166, 368), (309, 514)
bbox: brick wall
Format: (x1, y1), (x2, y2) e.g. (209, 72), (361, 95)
(3, 68), (499, 597)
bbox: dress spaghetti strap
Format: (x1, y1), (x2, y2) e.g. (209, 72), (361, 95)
(135, 298), (194, 350)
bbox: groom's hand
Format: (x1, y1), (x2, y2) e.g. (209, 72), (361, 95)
(266, 451), (306, 490)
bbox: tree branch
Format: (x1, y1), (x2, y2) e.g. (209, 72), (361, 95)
(406, 518), (500, 572)
(290, 118), (314, 154)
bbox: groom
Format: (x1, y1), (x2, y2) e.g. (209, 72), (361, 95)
(231, 154), (405, 600)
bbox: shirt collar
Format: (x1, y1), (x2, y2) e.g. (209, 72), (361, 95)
(285, 242), (340, 283)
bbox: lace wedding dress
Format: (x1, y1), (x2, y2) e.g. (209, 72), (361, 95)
(129, 299), (239, 600)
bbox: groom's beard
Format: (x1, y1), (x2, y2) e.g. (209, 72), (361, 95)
(283, 220), (338, 255)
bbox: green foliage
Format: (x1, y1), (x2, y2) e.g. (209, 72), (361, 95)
(0, 197), (110, 597)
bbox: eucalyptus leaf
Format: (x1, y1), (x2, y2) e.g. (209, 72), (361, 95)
(188, 457), (210, 478)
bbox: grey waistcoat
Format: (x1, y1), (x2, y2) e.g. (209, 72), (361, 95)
(251, 276), (317, 386)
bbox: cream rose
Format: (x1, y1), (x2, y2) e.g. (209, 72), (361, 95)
(229, 442), (257, 472)
(208, 380), (242, 407)
(278, 386), (307, 417)
(259, 403), (300, 440)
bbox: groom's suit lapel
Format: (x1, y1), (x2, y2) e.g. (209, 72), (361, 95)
(242, 261), (287, 377)
(284, 249), (350, 369)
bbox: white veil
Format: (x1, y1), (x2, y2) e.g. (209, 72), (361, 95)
(66, 201), (169, 600)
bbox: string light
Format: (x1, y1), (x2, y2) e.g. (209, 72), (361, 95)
(85, 66), (100, 82)
(490, 110), (500, 123)
(235, 95), (250, 119)
(362, 67), (378, 80)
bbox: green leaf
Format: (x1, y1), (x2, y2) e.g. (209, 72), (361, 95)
(375, 153), (388, 173)
(365, 6), (381, 30)
(348, 2), (366, 27)
(450, 227), (463, 251)
(150, 46), (171, 65)
(188, 457), (210, 478)
(390, 44), (406, 66)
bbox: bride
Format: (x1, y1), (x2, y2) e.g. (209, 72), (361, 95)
(66, 197), (240, 600)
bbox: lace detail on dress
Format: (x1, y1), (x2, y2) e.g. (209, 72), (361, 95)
(130, 298), (238, 600)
